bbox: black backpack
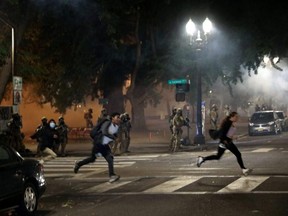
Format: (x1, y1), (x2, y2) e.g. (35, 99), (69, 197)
(90, 119), (109, 142)
(208, 129), (221, 140)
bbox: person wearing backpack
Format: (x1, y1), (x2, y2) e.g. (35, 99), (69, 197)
(74, 112), (121, 183)
(196, 111), (252, 176)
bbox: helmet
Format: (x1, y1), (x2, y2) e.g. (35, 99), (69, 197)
(12, 113), (20, 119)
(172, 107), (177, 114)
(176, 108), (182, 114)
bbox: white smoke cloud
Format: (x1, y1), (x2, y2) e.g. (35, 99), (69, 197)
(209, 58), (288, 116)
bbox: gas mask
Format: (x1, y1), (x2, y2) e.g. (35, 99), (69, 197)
(49, 122), (56, 129)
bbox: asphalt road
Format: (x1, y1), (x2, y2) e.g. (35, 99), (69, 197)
(3, 120), (288, 216)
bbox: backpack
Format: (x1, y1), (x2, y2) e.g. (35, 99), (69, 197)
(90, 119), (109, 142)
(208, 129), (220, 140)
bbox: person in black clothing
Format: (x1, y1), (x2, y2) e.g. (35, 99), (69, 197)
(56, 116), (69, 157)
(84, 108), (94, 128)
(6, 113), (26, 152)
(196, 112), (252, 176)
(33, 116), (48, 156)
(74, 112), (121, 183)
(97, 108), (110, 124)
(31, 118), (59, 160)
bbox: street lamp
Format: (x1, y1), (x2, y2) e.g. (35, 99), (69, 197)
(186, 17), (212, 145)
(0, 16), (15, 105)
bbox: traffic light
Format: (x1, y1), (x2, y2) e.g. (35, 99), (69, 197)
(175, 83), (190, 93)
(175, 83), (190, 102)
(175, 92), (186, 102)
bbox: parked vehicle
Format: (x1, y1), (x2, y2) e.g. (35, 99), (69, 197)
(248, 110), (282, 136)
(275, 111), (288, 131)
(0, 142), (46, 215)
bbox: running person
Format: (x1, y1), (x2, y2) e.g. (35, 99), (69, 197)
(74, 112), (121, 183)
(196, 111), (252, 176)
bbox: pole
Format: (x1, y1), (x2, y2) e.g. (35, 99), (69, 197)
(193, 60), (205, 144)
(0, 16), (16, 108)
(11, 27), (15, 106)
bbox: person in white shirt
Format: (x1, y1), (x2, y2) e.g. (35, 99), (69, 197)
(74, 112), (121, 183)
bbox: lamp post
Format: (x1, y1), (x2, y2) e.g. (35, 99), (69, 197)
(186, 18), (212, 145)
(0, 16), (15, 105)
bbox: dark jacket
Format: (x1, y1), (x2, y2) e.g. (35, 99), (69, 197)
(31, 125), (59, 151)
(219, 118), (233, 143)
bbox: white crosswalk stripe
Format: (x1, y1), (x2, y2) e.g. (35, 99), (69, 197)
(217, 176), (269, 193)
(143, 176), (200, 193)
(41, 154), (163, 178)
(251, 148), (275, 153)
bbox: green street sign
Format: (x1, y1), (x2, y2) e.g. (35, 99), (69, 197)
(168, 79), (188, 85)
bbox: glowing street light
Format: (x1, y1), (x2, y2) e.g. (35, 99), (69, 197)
(186, 17), (213, 145)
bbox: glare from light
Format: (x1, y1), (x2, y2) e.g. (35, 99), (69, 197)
(186, 19), (196, 36)
(263, 55), (270, 64)
(273, 57), (279, 64)
(203, 18), (212, 34)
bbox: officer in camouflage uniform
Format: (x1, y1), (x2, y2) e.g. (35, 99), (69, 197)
(209, 104), (219, 130)
(170, 108), (189, 151)
(169, 107), (177, 133)
(112, 112), (132, 155)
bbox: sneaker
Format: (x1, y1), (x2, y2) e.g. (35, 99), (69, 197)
(109, 175), (120, 183)
(242, 168), (253, 176)
(196, 156), (204, 167)
(74, 161), (80, 174)
(39, 159), (44, 165)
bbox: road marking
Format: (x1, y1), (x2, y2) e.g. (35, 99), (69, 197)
(143, 176), (201, 193)
(81, 181), (133, 193)
(251, 148), (275, 153)
(44, 163), (134, 169)
(217, 176), (269, 193)
(71, 168), (107, 179)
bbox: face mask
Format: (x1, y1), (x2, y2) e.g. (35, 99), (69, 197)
(49, 122), (56, 128)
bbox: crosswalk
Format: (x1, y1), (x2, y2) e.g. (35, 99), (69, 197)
(41, 154), (165, 178)
(39, 150), (288, 195)
(77, 175), (288, 195)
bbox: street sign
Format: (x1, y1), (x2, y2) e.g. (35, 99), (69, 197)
(168, 79), (188, 85)
(13, 76), (22, 91)
(13, 90), (22, 105)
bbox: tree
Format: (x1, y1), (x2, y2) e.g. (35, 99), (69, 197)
(1, 0), (288, 127)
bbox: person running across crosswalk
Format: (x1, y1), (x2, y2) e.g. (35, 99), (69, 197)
(196, 111), (252, 176)
(74, 112), (121, 183)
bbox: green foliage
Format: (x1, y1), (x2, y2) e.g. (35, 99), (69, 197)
(1, 0), (288, 112)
